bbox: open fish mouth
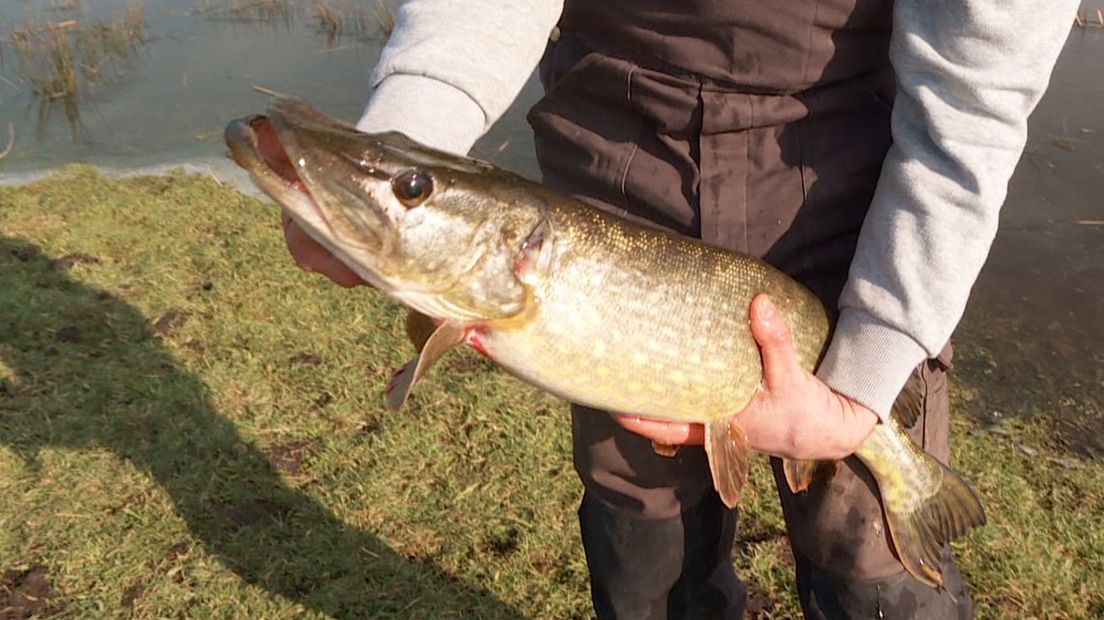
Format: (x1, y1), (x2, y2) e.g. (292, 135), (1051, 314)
(225, 114), (322, 221)
(224, 104), (395, 292)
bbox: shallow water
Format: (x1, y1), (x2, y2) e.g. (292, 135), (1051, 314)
(1, 1), (386, 172)
(1, 3), (1100, 451)
(0, 0), (539, 177)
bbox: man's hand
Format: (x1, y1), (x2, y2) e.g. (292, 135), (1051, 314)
(614, 294), (879, 460)
(282, 212), (365, 287)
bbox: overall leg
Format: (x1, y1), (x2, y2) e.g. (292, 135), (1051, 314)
(775, 345), (974, 619)
(573, 406), (746, 620)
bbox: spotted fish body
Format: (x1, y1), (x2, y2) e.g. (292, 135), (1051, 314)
(226, 97), (985, 589)
(477, 202), (828, 423)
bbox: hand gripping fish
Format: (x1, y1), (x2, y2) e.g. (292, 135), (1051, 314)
(226, 98), (985, 587)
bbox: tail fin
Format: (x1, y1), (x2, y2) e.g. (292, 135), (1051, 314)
(882, 457), (986, 588)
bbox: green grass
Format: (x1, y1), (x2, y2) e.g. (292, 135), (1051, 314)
(0, 168), (1101, 618)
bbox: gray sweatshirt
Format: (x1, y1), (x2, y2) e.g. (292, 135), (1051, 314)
(355, 0), (1078, 422)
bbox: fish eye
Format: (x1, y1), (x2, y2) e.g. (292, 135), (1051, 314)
(392, 169), (434, 207)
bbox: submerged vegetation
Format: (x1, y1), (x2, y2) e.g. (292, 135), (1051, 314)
(193, 0), (397, 41)
(371, 0), (397, 37)
(0, 124), (13, 162)
(191, 0), (294, 25)
(312, 0), (396, 42)
(0, 0), (397, 146)
(1, 4), (146, 141)
(1074, 9), (1104, 28)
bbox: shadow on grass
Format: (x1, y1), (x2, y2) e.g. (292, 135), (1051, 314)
(0, 236), (524, 618)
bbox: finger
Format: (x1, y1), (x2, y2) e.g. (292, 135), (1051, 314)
(612, 413), (705, 446)
(282, 215), (365, 287)
(749, 294), (802, 385)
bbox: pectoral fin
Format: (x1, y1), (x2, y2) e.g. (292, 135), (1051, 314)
(386, 321), (465, 411)
(404, 309), (437, 352)
(704, 418), (751, 508)
(782, 458), (841, 494)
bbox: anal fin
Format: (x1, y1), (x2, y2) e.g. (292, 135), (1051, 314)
(782, 458), (841, 494)
(386, 321), (465, 411)
(704, 418), (751, 508)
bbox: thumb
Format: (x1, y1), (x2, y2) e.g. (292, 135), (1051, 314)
(749, 294), (802, 386)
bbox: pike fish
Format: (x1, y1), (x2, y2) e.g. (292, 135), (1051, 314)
(225, 97), (985, 587)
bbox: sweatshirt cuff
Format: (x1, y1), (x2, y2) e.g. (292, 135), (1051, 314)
(356, 74), (487, 156)
(814, 309), (928, 423)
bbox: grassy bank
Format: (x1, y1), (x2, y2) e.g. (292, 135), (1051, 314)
(0, 169), (1100, 618)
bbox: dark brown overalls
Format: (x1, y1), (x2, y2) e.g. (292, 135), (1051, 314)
(527, 2), (972, 619)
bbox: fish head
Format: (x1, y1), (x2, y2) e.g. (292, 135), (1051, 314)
(225, 97), (546, 322)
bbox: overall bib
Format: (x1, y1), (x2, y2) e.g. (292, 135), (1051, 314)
(527, 2), (972, 618)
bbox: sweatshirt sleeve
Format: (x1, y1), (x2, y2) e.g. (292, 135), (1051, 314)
(815, 0), (1080, 421)
(355, 0), (564, 155)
